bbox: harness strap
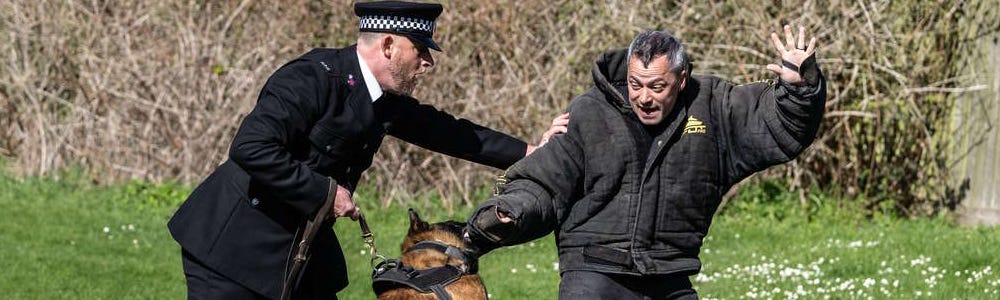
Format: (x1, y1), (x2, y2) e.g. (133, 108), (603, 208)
(408, 241), (480, 273)
(372, 260), (463, 300)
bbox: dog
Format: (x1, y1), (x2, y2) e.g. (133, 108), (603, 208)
(373, 209), (487, 300)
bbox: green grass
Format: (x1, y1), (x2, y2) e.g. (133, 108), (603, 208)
(2, 173), (1000, 299)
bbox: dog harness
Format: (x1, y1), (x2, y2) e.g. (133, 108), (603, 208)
(371, 241), (482, 300)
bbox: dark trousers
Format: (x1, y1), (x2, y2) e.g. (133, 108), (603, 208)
(559, 270), (698, 300)
(182, 249), (269, 299)
(181, 249), (340, 300)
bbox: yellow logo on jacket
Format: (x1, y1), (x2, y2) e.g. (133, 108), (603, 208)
(683, 116), (707, 134)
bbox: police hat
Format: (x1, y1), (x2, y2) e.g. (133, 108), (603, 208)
(355, 1), (443, 51)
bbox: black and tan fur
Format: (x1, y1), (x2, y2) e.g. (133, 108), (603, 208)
(376, 210), (487, 300)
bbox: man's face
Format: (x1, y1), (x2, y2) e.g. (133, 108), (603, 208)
(627, 55), (686, 126)
(386, 36), (435, 96)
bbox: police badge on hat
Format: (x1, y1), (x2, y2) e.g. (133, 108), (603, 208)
(355, 1), (444, 51)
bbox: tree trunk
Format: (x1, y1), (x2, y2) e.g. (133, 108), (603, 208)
(954, 32), (1000, 227)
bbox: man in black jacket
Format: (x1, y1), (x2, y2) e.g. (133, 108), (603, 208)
(465, 26), (826, 299)
(168, 1), (566, 299)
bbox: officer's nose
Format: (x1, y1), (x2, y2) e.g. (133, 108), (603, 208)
(419, 51), (435, 69)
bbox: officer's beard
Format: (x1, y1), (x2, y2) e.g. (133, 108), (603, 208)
(386, 57), (418, 96)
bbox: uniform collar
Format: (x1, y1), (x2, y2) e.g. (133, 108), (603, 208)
(356, 51), (383, 102)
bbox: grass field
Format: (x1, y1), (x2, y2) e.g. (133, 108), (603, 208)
(2, 172), (999, 299)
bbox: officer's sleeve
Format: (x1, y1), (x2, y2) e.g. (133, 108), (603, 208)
(465, 109), (585, 249)
(228, 60), (336, 217)
(716, 55), (826, 186)
(386, 96), (528, 169)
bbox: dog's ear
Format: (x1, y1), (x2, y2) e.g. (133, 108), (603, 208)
(408, 208), (430, 233)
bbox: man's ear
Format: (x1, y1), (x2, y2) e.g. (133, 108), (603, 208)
(380, 34), (395, 60)
(678, 69), (688, 91)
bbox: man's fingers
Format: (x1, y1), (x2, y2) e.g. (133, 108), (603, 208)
(770, 32), (787, 54)
(806, 37), (817, 55)
(783, 25), (794, 50)
(551, 113), (570, 125)
(797, 25), (806, 50)
(766, 64), (783, 75)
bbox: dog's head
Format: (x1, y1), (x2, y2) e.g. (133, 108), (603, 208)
(401, 208), (468, 252)
(373, 209), (487, 300)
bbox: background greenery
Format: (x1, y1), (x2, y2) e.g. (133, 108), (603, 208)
(2, 0), (997, 216)
(3, 171), (999, 299)
(2, 0), (999, 298)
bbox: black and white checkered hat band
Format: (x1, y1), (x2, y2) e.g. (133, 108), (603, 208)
(359, 15), (435, 33)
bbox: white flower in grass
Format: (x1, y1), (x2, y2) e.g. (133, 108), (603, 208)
(103, 226), (110, 234)
(128, 224), (135, 231)
(510, 268), (517, 273)
(360, 250), (366, 256)
(552, 262), (559, 270)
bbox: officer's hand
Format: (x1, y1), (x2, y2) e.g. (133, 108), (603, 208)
(330, 185), (360, 221)
(527, 113), (570, 156)
(540, 113), (570, 147)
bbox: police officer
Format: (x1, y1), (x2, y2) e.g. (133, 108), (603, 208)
(167, 1), (566, 299)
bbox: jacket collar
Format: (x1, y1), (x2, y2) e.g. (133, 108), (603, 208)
(592, 48), (632, 114)
(356, 50), (384, 102)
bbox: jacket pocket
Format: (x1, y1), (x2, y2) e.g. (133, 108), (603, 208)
(309, 124), (353, 159)
(307, 124), (356, 176)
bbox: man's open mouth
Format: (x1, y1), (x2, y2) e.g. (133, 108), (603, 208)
(639, 106), (660, 118)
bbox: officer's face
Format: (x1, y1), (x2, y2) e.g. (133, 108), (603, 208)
(627, 56), (686, 126)
(386, 36), (435, 96)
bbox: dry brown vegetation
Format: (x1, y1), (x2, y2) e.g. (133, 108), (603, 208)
(1, 0), (997, 214)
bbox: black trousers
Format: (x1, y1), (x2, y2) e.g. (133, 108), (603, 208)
(181, 250), (339, 300)
(182, 249), (269, 299)
(559, 270), (698, 300)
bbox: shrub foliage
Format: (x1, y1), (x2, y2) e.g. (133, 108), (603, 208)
(1, 0), (997, 214)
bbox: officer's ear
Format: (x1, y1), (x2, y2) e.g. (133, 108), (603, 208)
(380, 34), (395, 60)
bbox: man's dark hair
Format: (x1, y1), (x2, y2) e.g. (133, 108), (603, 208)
(627, 30), (689, 74)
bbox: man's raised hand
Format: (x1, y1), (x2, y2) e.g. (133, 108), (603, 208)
(766, 24), (817, 85)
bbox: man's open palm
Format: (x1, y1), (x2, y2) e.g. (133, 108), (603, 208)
(766, 24), (817, 85)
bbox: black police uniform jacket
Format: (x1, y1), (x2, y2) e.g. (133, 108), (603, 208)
(168, 45), (527, 299)
(471, 48), (825, 276)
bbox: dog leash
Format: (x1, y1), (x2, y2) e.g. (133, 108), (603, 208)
(358, 212), (387, 269)
(280, 181), (337, 300)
